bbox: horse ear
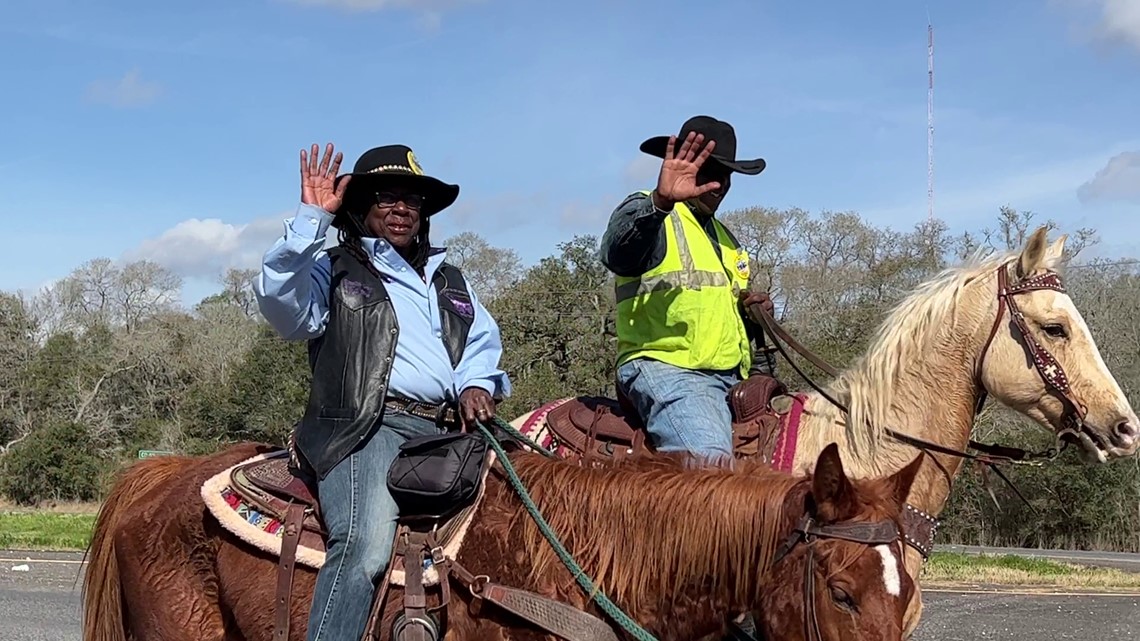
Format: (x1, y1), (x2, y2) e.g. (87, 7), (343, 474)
(1016, 226), (1050, 279)
(811, 443), (856, 523)
(1047, 233), (1068, 263)
(886, 453), (924, 507)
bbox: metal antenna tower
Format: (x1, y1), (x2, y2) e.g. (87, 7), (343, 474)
(927, 21), (935, 221)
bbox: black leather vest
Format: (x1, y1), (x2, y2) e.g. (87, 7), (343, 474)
(294, 246), (475, 480)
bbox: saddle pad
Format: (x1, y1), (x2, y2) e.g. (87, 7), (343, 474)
(512, 398), (576, 458)
(228, 457), (325, 537)
(201, 449), (496, 586)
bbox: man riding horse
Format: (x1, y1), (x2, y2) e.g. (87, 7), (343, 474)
(600, 115), (779, 466)
(253, 142), (511, 641)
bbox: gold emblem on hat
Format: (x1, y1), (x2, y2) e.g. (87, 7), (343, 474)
(407, 150), (424, 175)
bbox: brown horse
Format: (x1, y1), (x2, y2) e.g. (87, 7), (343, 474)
(507, 226), (1140, 638)
(82, 438), (923, 641)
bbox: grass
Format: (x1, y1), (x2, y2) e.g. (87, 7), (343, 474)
(0, 499), (100, 514)
(923, 551), (1140, 591)
(1, 506), (1139, 594)
(0, 511), (97, 551)
(0, 501), (100, 551)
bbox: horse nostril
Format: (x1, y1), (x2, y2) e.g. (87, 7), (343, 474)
(1114, 422), (1138, 440)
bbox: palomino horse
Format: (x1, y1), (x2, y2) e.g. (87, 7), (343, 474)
(81, 434), (923, 641)
(507, 227), (1140, 638)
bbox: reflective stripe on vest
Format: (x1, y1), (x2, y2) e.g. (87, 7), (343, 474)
(613, 192), (752, 376)
(614, 211), (731, 302)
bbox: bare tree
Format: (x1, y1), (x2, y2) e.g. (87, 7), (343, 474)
(115, 260), (182, 332)
(217, 268), (260, 318)
(32, 258), (182, 334)
(443, 231), (523, 300)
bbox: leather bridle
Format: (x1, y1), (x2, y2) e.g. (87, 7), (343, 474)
(770, 513), (902, 641)
(974, 263), (1099, 452)
(748, 260), (1096, 511)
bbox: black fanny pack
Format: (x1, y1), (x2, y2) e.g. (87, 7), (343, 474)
(387, 432), (489, 521)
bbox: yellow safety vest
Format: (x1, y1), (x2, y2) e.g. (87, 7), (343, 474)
(614, 191), (752, 377)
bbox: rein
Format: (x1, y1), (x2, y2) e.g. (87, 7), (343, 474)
(747, 260), (1090, 511)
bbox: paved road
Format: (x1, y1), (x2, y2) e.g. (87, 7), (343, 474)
(2, 550), (1139, 640)
(913, 590), (1140, 639)
(0, 551), (86, 641)
(942, 544), (1140, 572)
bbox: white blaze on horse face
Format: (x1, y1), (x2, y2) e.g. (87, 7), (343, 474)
(1053, 291), (1139, 453)
(875, 544), (901, 597)
(1055, 294), (1131, 407)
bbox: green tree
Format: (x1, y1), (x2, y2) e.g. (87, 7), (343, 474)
(489, 235), (617, 417)
(0, 421), (108, 505)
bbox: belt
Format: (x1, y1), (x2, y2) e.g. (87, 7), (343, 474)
(384, 396), (461, 428)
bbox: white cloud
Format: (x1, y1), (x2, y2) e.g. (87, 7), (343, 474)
(1056, 0), (1140, 53)
(1094, 0), (1140, 50)
(84, 68), (162, 108)
(1078, 152), (1140, 204)
(122, 214), (292, 279)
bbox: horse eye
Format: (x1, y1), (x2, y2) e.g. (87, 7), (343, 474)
(829, 585), (857, 611)
(1042, 324), (1068, 339)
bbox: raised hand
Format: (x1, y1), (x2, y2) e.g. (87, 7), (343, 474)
(653, 132), (719, 209)
(300, 143), (350, 213)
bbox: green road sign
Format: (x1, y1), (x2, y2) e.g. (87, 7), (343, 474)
(137, 449), (175, 459)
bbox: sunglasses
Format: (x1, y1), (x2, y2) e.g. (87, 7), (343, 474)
(375, 191), (424, 211)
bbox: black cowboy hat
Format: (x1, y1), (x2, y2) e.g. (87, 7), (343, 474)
(639, 115), (766, 175)
(332, 144), (459, 227)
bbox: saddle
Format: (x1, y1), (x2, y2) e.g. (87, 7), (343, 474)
(230, 455), (324, 535)
(227, 453), (325, 641)
(226, 433), (494, 641)
(545, 372), (791, 465)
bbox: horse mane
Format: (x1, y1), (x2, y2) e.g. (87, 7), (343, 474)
(506, 452), (805, 613)
(826, 245), (1061, 454)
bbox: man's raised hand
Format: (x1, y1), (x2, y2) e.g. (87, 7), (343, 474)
(652, 132), (719, 210)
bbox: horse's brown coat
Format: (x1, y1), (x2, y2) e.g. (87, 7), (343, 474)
(82, 440), (919, 641)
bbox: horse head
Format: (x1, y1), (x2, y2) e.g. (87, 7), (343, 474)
(759, 443), (923, 641)
(977, 226), (1138, 462)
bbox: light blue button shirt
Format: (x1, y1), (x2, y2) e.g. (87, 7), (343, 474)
(253, 202), (511, 404)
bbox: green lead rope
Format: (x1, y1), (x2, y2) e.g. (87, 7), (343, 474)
(487, 416), (558, 459)
(475, 419), (660, 641)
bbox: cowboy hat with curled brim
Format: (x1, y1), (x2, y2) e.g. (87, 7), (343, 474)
(639, 115), (766, 175)
(331, 144), (459, 228)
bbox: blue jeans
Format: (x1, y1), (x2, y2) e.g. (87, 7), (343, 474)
(616, 357), (740, 465)
(305, 410), (444, 641)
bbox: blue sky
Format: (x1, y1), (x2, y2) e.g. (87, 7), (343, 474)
(2, 0), (1138, 305)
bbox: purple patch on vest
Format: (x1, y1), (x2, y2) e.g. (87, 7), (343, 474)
(342, 279), (373, 298)
(449, 297), (474, 317)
